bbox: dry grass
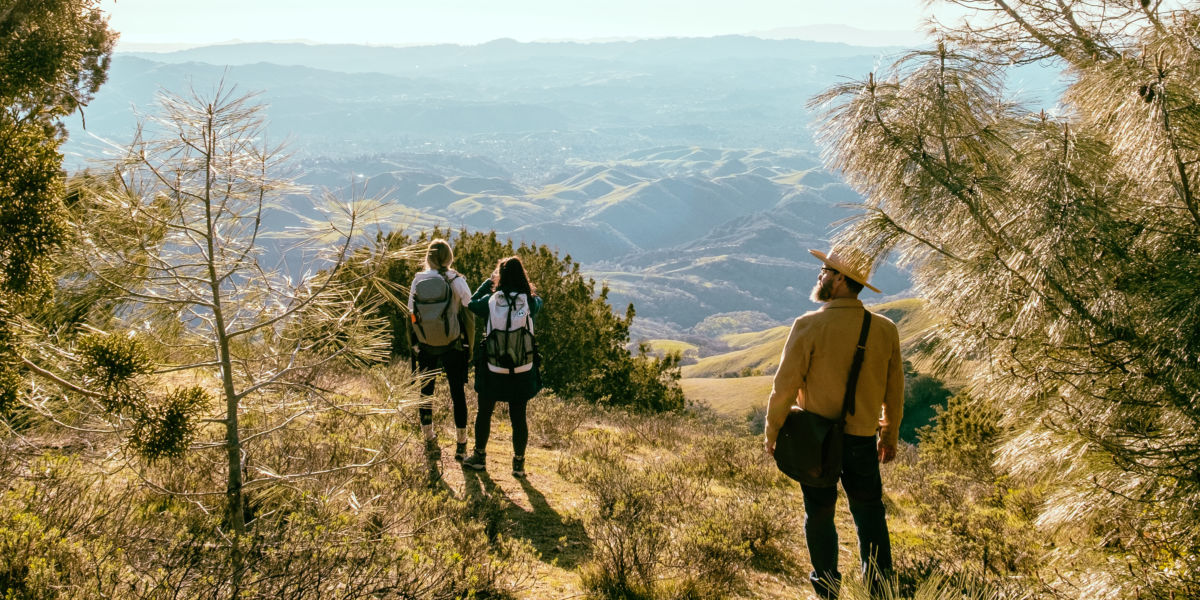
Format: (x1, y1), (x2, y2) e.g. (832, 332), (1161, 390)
(680, 298), (927, 380)
(642, 339), (700, 361)
(8, 362), (1020, 600)
(679, 376), (774, 417)
(422, 399), (591, 597)
(416, 392), (835, 599)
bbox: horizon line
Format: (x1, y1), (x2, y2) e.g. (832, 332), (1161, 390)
(114, 25), (925, 53)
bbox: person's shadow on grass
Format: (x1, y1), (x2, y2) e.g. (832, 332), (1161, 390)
(424, 454), (455, 494)
(461, 465), (510, 543)
(458, 463), (590, 568)
(513, 474), (590, 569)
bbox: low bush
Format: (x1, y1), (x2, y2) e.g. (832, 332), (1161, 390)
(529, 393), (590, 449)
(886, 393), (1044, 594)
(561, 412), (800, 600)
(0, 402), (538, 600)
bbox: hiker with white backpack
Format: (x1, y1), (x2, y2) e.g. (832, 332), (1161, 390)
(462, 255), (543, 478)
(408, 239), (475, 462)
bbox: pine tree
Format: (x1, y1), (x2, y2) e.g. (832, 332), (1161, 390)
(53, 85), (404, 596)
(1, 0), (115, 412)
(811, 1), (1200, 596)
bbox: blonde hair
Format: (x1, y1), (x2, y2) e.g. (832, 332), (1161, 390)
(424, 239), (454, 272)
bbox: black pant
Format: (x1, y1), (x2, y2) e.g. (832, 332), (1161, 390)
(800, 433), (893, 599)
(473, 393), (528, 457)
(415, 347), (469, 429)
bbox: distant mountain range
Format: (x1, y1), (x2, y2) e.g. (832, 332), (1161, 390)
(118, 36), (905, 73)
(64, 37), (910, 175)
(290, 146), (911, 332)
(65, 38), (1057, 338)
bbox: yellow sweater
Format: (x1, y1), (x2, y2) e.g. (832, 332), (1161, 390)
(765, 298), (904, 447)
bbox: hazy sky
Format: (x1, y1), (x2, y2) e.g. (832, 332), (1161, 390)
(99, 0), (961, 48)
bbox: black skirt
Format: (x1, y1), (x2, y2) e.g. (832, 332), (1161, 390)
(473, 340), (541, 402)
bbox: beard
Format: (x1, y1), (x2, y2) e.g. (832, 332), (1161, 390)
(810, 276), (834, 303)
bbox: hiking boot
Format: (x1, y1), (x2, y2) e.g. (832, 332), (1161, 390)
(512, 456), (526, 478)
(424, 438), (441, 460)
(454, 442), (468, 461)
(462, 451), (487, 471)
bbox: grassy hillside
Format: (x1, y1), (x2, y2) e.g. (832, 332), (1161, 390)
(871, 298), (928, 346)
(643, 339), (701, 362)
(679, 375), (774, 416)
(680, 299), (931, 418)
(681, 298), (925, 378)
(680, 326), (790, 378)
(5, 372), (1043, 599)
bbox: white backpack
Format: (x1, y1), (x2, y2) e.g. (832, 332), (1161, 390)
(484, 291), (536, 374)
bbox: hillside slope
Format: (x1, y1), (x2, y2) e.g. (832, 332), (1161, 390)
(7, 358), (1062, 600)
(412, 395), (936, 599)
(682, 298), (925, 381)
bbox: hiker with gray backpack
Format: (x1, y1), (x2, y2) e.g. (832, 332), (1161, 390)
(462, 255), (542, 478)
(408, 239), (475, 461)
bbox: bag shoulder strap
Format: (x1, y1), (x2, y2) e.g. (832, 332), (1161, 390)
(442, 273), (462, 308)
(840, 310), (873, 422)
(505, 291), (516, 330)
(434, 271), (455, 320)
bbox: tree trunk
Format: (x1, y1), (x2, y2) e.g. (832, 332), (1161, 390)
(217, 317), (245, 595)
(201, 107), (246, 597)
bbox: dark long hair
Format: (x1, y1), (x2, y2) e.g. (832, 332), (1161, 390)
(491, 256), (535, 296)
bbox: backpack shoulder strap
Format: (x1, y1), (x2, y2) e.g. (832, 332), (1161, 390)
(523, 293), (535, 334)
(504, 291), (517, 330)
(840, 310), (872, 421)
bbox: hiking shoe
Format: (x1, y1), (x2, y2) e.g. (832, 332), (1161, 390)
(512, 456), (526, 478)
(454, 442), (468, 461)
(424, 438), (441, 460)
(462, 451), (487, 471)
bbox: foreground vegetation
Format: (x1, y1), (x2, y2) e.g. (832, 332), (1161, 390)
(3, 374), (1053, 599)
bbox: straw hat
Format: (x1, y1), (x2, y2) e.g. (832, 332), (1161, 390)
(809, 247), (881, 294)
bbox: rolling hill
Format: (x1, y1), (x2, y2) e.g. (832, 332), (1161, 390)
(271, 146), (910, 331)
(680, 298), (929, 417)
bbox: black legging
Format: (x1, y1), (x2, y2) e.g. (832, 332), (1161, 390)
(474, 393), (528, 457)
(416, 348), (469, 429)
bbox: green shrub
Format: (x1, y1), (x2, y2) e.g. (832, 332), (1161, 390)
(720, 493), (802, 571)
(76, 333), (153, 390)
(677, 514), (752, 594)
(127, 385), (209, 460)
(917, 393), (1003, 479)
(563, 433), (672, 597)
(887, 393), (1044, 590)
(0, 458), (130, 599)
(562, 416), (793, 600)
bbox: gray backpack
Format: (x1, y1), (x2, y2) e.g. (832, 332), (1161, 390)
(411, 272), (461, 348)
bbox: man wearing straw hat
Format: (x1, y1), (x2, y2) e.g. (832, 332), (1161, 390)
(764, 246), (904, 599)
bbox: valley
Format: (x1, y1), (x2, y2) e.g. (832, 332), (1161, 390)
(63, 38), (929, 341)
